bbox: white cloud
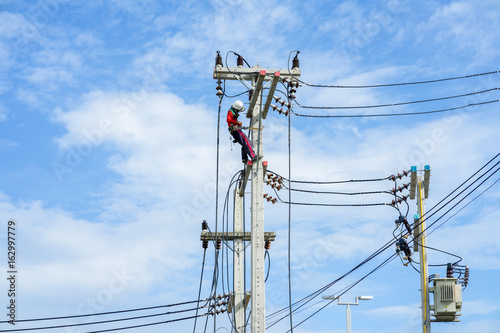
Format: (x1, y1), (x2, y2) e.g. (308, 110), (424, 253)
(420, 0), (500, 67)
(0, 138), (17, 151)
(0, 11), (38, 39)
(25, 66), (74, 86)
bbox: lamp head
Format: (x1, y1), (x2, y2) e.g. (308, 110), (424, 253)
(358, 296), (373, 301)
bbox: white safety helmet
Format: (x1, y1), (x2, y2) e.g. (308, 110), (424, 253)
(232, 100), (245, 111)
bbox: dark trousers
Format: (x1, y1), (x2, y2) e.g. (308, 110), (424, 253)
(231, 129), (256, 161)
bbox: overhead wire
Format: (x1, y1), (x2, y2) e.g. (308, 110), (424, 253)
(218, 51), (497, 332)
(416, 165), (500, 242)
(211, 71), (224, 333)
(290, 99), (500, 118)
(286, 52), (499, 88)
(426, 177), (500, 238)
(279, 183), (393, 196)
(412, 156), (500, 240)
(0, 307), (206, 332)
(284, 254), (397, 332)
(422, 153), (500, 218)
(268, 171), (393, 184)
(294, 87), (499, 110)
(266, 154), (499, 330)
(193, 247), (208, 333)
(401, 156), (500, 268)
(84, 314), (206, 333)
(285, 51), (499, 118)
(0, 299), (212, 324)
(297, 70), (500, 88)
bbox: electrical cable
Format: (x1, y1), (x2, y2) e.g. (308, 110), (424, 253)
(401, 158), (500, 268)
(84, 314), (206, 333)
(268, 170), (392, 184)
(286, 52), (499, 88)
(294, 87), (498, 109)
(2, 299), (212, 324)
(290, 99), (500, 118)
(418, 168), (500, 240)
(418, 153), (500, 220)
(284, 254), (397, 332)
(264, 250), (271, 283)
(193, 248), (208, 333)
(412, 161), (500, 241)
(274, 193), (391, 207)
(220, 50), (496, 332)
(0, 307), (205, 332)
(266, 153), (498, 331)
(280, 183), (392, 196)
(212, 81), (224, 333)
(427, 177), (499, 238)
(266, 233), (398, 329)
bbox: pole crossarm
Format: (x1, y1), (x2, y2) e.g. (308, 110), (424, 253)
(213, 66), (300, 81)
(200, 231), (277, 242)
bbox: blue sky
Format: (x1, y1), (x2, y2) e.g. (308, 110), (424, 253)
(1, 0), (500, 332)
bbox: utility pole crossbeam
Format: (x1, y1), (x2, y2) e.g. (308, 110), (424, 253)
(200, 231), (277, 242)
(213, 57), (300, 333)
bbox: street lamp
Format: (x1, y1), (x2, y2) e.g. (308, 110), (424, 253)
(322, 295), (373, 333)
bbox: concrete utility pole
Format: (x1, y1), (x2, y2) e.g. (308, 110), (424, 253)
(212, 53), (300, 333)
(410, 165), (431, 333)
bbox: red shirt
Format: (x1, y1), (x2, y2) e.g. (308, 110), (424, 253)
(227, 109), (239, 132)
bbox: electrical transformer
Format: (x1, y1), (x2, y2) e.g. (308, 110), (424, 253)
(430, 277), (462, 322)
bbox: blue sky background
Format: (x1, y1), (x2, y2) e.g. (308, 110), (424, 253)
(1, 0), (500, 332)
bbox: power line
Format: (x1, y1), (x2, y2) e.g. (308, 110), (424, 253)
(0, 308), (205, 332)
(285, 254), (397, 332)
(193, 247), (208, 333)
(295, 87), (499, 110)
(412, 159), (500, 240)
(85, 314), (205, 333)
(290, 99), (500, 118)
(276, 199), (391, 207)
(268, 170), (393, 184)
(0, 299), (210, 324)
(286, 53), (499, 88)
(416, 165), (500, 242)
(427, 177), (500, 238)
(266, 154), (499, 330)
(280, 183), (392, 196)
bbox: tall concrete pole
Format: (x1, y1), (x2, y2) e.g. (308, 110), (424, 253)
(250, 71), (265, 333)
(411, 164), (431, 333)
(417, 178), (431, 333)
(214, 60), (300, 333)
(233, 188), (246, 332)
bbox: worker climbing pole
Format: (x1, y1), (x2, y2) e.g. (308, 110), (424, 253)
(226, 100), (256, 164)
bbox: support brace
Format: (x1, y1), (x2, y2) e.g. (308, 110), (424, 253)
(247, 70), (266, 118)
